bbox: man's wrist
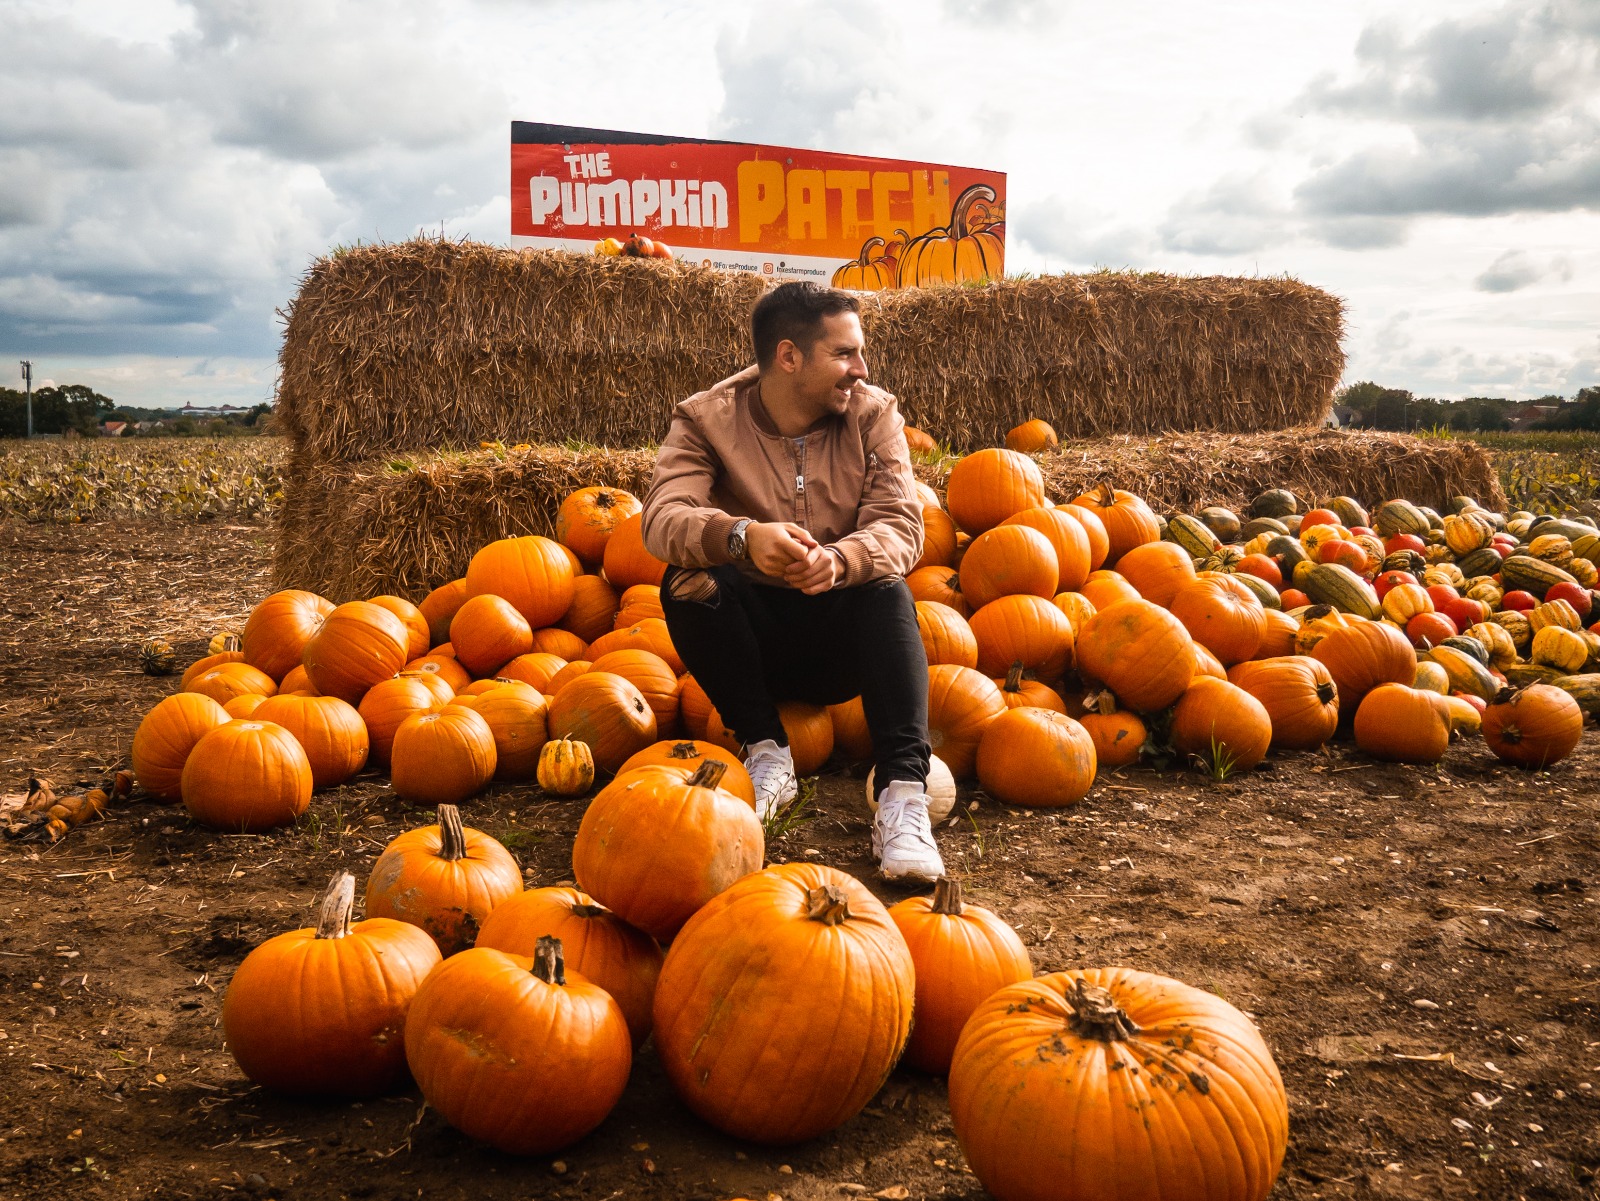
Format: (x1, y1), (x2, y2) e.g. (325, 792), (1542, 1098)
(728, 518), (753, 561)
(827, 545), (848, 582)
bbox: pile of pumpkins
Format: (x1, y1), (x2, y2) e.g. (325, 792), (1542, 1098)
(222, 805), (1289, 1200)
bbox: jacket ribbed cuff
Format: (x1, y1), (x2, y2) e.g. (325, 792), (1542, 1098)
(700, 513), (741, 566)
(830, 539), (875, 588)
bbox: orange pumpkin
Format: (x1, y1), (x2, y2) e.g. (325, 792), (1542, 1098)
(302, 601), (410, 704)
(1170, 677), (1272, 772)
(896, 183), (1005, 286)
(1076, 599), (1194, 713)
(969, 593), (1074, 680)
(403, 652), (470, 695)
(450, 593), (534, 678)
(1353, 683), (1452, 763)
(389, 706), (498, 805)
(945, 448), (1046, 535)
(914, 504), (959, 571)
(652, 863), (913, 1144)
(1060, 503), (1110, 571)
(1070, 484), (1161, 567)
(252, 693), (369, 790)
(181, 719), (313, 832)
(365, 804), (524, 956)
(1482, 683), (1583, 768)
(705, 701), (834, 775)
(367, 595), (430, 662)
(180, 649), (243, 690)
(1116, 540), (1197, 609)
(241, 590), (335, 682)
(960, 525), (1059, 610)
(222, 873), (441, 1096)
(587, 617), (684, 674)
(1253, 607), (1300, 658)
(916, 600), (980, 669)
(417, 578), (470, 648)
(529, 626), (590, 662)
(905, 426), (938, 455)
(614, 583), (665, 627)
(996, 662), (1066, 712)
(546, 658), (592, 695)
(187, 661), (278, 707)
(465, 535), (575, 630)
(907, 565), (970, 616)
(1004, 419), (1058, 454)
(589, 648), (681, 736)
(555, 574), (621, 644)
(976, 707), (1097, 807)
(556, 487), (643, 567)
(547, 671), (657, 773)
(826, 696), (875, 762)
(476, 887), (664, 1048)
(889, 878), (1032, 1074)
(1051, 589), (1097, 639)
(357, 675), (441, 766)
(1002, 506), (1091, 592)
(616, 738), (755, 807)
(830, 235), (898, 291)
(1170, 575), (1268, 667)
(1311, 619), (1417, 720)
(926, 664), (1008, 777)
(678, 673), (715, 739)
(496, 651), (569, 692)
(224, 693), (268, 719)
(950, 968), (1287, 1201)
(572, 759), (764, 941)
(1078, 569), (1141, 611)
(1227, 657), (1340, 750)
(131, 692), (231, 801)
(601, 513), (667, 589)
(469, 682), (550, 780)
(1078, 689), (1146, 768)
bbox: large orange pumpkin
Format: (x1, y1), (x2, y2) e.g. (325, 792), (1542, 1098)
(465, 535), (576, 630)
(241, 590), (335, 682)
(950, 968), (1288, 1201)
(1116, 540), (1197, 609)
(653, 863), (914, 1144)
(914, 503), (960, 571)
(1070, 484), (1161, 566)
(589, 648), (680, 736)
(916, 600), (979, 668)
(469, 682), (550, 780)
(572, 759), (764, 941)
(1060, 503), (1110, 571)
(1002, 506), (1091, 592)
(367, 595), (430, 662)
(476, 886), (664, 1048)
(181, 719), (313, 832)
(927, 664), (1008, 777)
(555, 574), (621, 644)
(1227, 657), (1340, 750)
(301, 601), (410, 704)
(1253, 607), (1300, 658)
(601, 513), (668, 589)
(587, 616), (684, 674)
(895, 182), (1005, 286)
(616, 738), (756, 807)
(222, 873), (441, 1096)
(1075, 599), (1194, 713)
(252, 693), (369, 790)
(556, 487), (643, 567)
(131, 692), (231, 801)
(449, 594), (534, 678)
(404, 937), (631, 1155)
(1482, 683), (1583, 769)
(357, 675), (440, 766)
(365, 804), (524, 957)
(417, 578), (470, 648)
(976, 707), (1098, 807)
(1310, 619), (1417, 720)
(1078, 569), (1141, 611)
(389, 706), (498, 805)
(889, 878), (1031, 1074)
(1170, 575), (1268, 667)
(1353, 683), (1452, 763)
(960, 525), (1059, 610)
(547, 671), (657, 773)
(946, 448), (1046, 535)
(969, 594), (1074, 680)
(1170, 677), (1272, 772)
(496, 651), (569, 692)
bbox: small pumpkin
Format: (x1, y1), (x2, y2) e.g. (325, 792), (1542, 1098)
(222, 873), (441, 1096)
(917, 600), (980, 669)
(996, 661), (1067, 713)
(1069, 484), (1161, 567)
(556, 487), (643, 567)
(1169, 677), (1272, 772)
(131, 692), (231, 801)
(365, 805), (524, 957)
(1482, 684), (1583, 769)
(536, 736), (595, 796)
(1077, 689), (1146, 768)
(1004, 419), (1058, 454)
(139, 637), (178, 676)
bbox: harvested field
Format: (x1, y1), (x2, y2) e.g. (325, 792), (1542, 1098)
(2, 515), (1597, 1200)
(272, 430), (1501, 601)
(275, 239), (1344, 459)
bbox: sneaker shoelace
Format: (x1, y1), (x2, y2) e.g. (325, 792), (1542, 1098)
(879, 797), (935, 854)
(746, 750), (795, 799)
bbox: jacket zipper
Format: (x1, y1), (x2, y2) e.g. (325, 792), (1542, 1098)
(793, 437), (807, 525)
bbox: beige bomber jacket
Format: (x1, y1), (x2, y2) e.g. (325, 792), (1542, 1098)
(640, 365), (924, 588)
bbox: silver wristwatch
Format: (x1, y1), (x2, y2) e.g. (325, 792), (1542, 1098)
(727, 518), (753, 560)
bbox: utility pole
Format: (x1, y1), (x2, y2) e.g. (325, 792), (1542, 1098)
(19, 360), (31, 438)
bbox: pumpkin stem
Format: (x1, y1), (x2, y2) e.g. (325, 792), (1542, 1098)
(218, 632), (242, 652)
(1003, 662), (1025, 693)
(805, 884), (852, 926)
(949, 182), (997, 241)
(857, 235), (886, 266)
(1065, 976), (1141, 1042)
(1094, 483), (1115, 508)
(314, 872), (357, 940)
(1086, 688), (1118, 717)
(531, 935), (566, 985)
(1314, 682), (1336, 705)
(571, 902), (608, 919)
(929, 877), (964, 916)
(687, 760), (729, 790)
(595, 490), (617, 510)
(667, 740), (702, 760)
(436, 805), (468, 862)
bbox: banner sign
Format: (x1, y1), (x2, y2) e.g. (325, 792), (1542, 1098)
(510, 121), (1006, 290)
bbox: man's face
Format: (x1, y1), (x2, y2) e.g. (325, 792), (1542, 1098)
(793, 311), (868, 416)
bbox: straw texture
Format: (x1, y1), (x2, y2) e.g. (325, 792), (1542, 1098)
(273, 431), (1500, 602)
(276, 238), (1346, 460)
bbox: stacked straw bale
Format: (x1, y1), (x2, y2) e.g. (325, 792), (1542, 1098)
(275, 238), (1346, 460)
(274, 431), (1503, 602)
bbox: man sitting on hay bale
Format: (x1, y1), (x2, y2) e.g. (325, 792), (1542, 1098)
(642, 281), (943, 882)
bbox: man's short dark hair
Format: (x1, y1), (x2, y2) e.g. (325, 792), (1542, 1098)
(751, 282), (861, 370)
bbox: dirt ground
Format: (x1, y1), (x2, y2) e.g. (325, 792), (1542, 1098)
(1, 516), (1596, 1201)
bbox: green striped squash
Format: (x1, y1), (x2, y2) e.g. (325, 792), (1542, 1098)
(1165, 513), (1222, 559)
(1500, 555), (1578, 598)
(1374, 500), (1431, 539)
(1302, 563), (1381, 618)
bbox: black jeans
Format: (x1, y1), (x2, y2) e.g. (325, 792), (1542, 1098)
(660, 564), (930, 798)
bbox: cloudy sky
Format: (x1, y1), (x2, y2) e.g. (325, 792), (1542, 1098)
(2, 0), (1597, 409)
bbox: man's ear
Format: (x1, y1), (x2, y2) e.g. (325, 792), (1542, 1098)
(773, 338), (803, 375)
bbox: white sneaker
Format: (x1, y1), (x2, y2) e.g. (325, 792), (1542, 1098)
(743, 739), (797, 823)
(872, 781), (945, 881)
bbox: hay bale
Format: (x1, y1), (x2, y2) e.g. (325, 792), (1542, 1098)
(273, 431), (1500, 602)
(276, 238), (1345, 462)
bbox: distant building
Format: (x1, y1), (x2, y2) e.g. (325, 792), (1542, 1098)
(1325, 405), (1364, 430)
(100, 421), (128, 437)
(1507, 404), (1561, 431)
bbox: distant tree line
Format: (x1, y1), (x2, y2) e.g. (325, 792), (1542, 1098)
(1336, 382), (1600, 432)
(0, 385), (273, 438)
